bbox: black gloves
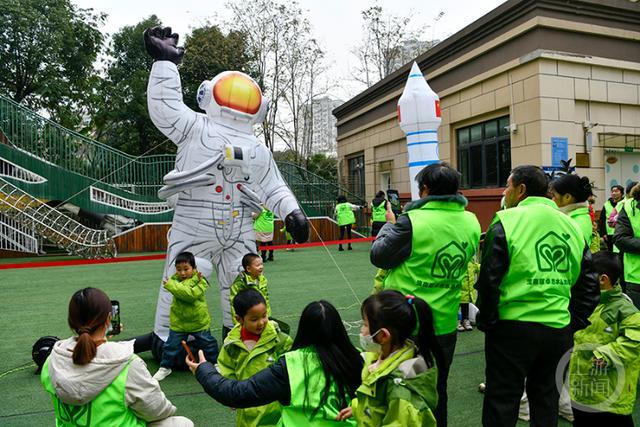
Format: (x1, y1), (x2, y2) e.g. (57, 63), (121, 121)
(143, 26), (185, 65)
(285, 209), (309, 243)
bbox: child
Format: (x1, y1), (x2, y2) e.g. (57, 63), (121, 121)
(372, 268), (387, 294)
(280, 225), (294, 251)
(253, 206), (275, 261)
(588, 195), (601, 253)
(230, 253), (271, 322)
(337, 290), (440, 426)
(569, 251), (640, 426)
(154, 251), (219, 381)
(216, 289), (293, 426)
(458, 236), (483, 332)
(458, 257), (480, 332)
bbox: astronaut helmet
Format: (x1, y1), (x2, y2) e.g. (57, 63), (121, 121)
(196, 71), (268, 132)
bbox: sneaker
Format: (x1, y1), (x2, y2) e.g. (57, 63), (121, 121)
(457, 321), (465, 332)
(153, 367), (172, 381)
(347, 245), (353, 250)
(338, 246), (344, 251)
(463, 319), (473, 331)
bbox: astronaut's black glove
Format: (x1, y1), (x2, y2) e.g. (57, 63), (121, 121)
(285, 209), (309, 243)
(143, 26), (185, 65)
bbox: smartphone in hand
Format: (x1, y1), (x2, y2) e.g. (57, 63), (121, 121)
(108, 301), (121, 335)
(181, 340), (195, 362)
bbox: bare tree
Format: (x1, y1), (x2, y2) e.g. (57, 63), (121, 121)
(281, 37), (327, 164)
(226, 0), (327, 159)
(227, 0), (290, 151)
(352, 5), (439, 87)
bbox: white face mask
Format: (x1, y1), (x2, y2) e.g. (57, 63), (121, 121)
(359, 329), (382, 353)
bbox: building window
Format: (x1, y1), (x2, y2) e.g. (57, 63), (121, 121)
(379, 171), (391, 191)
(348, 154), (365, 197)
(457, 116), (511, 188)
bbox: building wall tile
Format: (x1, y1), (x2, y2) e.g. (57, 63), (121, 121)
(607, 82), (639, 105)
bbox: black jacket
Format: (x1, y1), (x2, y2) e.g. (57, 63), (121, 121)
(613, 205), (640, 255)
(371, 197), (388, 209)
(475, 220), (600, 332)
(370, 194), (468, 270)
(195, 358), (291, 408)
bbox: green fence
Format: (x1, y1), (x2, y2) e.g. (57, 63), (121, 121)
(0, 94), (365, 225)
(0, 95), (174, 198)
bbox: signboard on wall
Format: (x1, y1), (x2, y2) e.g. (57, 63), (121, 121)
(551, 137), (568, 167)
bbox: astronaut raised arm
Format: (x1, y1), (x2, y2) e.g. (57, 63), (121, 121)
(144, 26), (199, 146)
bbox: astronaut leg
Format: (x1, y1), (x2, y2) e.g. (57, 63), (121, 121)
(213, 211), (257, 331)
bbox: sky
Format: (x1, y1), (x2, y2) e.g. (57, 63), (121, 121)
(72, 0), (507, 101)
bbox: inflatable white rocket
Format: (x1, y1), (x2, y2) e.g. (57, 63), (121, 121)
(397, 62), (442, 200)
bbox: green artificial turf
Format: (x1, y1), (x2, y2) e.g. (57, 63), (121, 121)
(0, 243), (638, 426)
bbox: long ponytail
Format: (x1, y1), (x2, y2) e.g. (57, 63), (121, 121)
(68, 288), (111, 365)
(412, 296), (443, 369)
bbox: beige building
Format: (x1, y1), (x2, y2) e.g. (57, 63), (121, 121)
(334, 0), (640, 227)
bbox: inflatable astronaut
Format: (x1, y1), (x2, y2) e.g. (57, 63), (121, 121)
(144, 27), (309, 343)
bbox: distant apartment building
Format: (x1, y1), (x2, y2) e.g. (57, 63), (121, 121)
(304, 96), (342, 156)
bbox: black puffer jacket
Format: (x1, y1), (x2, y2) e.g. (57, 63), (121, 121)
(613, 204), (640, 255)
(475, 220), (600, 332)
(371, 196), (388, 211)
(195, 358), (291, 408)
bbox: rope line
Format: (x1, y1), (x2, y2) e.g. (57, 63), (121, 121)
(0, 362), (36, 380)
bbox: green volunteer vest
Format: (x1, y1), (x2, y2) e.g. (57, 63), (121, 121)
(496, 197), (584, 328)
(254, 209), (275, 233)
(604, 200), (616, 236)
(384, 199), (481, 335)
(622, 199), (640, 284)
(41, 356), (145, 427)
(280, 348), (355, 426)
(612, 199), (630, 253)
(568, 206), (593, 245)
(336, 202), (356, 226)
(371, 201), (387, 222)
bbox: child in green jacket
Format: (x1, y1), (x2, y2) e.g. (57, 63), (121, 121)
(230, 253), (271, 322)
(279, 226), (295, 251)
(569, 251), (640, 425)
(458, 258), (480, 332)
(337, 290), (439, 426)
(217, 289), (293, 426)
(154, 251), (219, 381)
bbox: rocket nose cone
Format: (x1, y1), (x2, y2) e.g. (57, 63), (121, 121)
(400, 61), (438, 100)
(409, 62), (422, 78)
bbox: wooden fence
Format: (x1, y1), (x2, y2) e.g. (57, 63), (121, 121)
(112, 217), (361, 254)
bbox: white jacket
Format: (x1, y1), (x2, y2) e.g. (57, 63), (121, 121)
(47, 337), (176, 422)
